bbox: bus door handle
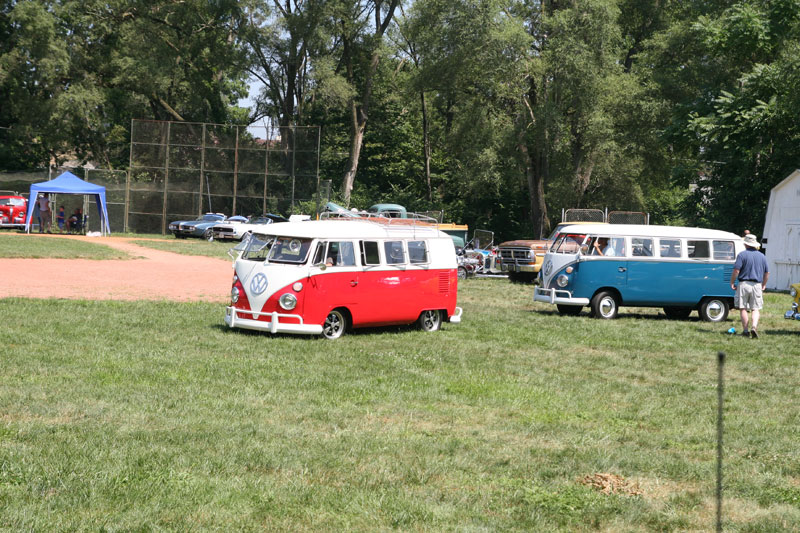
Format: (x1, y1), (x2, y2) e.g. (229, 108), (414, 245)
(618, 267), (627, 272)
(350, 280), (358, 287)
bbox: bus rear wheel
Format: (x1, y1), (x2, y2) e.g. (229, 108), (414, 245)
(591, 291), (619, 319)
(322, 309), (348, 339)
(418, 310), (443, 332)
(699, 298), (729, 322)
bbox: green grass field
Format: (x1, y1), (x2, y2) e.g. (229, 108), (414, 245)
(1, 242), (799, 530)
(0, 233), (132, 260)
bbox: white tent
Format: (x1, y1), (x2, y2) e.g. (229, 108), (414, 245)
(763, 169), (800, 290)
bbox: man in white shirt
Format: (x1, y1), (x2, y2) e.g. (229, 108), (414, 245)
(37, 193), (52, 233)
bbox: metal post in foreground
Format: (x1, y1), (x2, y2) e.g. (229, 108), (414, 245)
(716, 351), (726, 533)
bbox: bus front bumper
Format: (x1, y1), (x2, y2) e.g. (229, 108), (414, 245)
(225, 307), (323, 335)
(534, 287), (590, 306)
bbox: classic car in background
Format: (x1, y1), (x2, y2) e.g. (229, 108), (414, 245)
(463, 229), (502, 275)
(0, 193), (27, 229)
(169, 213), (228, 239)
(785, 282), (800, 320)
(497, 209), (648, 282)
(211, 213), (289, 241)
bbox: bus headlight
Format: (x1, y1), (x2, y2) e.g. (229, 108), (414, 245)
(556, 274), (569, 287)
(279, 293), (297, 310)
(231, 286), (240, 303)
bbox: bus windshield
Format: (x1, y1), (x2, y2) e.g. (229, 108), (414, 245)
(241, 234), (275, 261)
(550, 233), (587, 253)
(267, 237), (313, 263)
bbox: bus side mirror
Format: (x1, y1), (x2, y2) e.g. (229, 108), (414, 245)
(580, 244), (589, 255)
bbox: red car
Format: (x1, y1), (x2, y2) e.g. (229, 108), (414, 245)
(0, 194), (28, 228)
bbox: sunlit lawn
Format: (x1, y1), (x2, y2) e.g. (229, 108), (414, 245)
(0, 232), (131, 259)
(1, 246), (798, 530)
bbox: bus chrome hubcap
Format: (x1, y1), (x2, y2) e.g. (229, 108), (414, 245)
(323, 312), (343, 338)
(706, 301), (723, 320)
(600, 298), (615, 317)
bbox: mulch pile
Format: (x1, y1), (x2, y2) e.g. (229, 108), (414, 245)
(579, 472), (642, 496)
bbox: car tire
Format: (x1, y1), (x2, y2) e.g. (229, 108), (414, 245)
(457, 266), (467, 280)
(204, 228), (214, 242)
(663, 306), (693, 320)
(591, 291), (619, 319)
(418, 310), (443, 332)
(557, 305), (582, 316)
(322, 309), (348, 340)
(699, 297), (729, 322)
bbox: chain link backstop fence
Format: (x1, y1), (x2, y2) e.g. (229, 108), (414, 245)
(128, 119), (320, 234)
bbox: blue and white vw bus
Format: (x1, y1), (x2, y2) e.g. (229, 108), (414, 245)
(534, 224), (745, 321)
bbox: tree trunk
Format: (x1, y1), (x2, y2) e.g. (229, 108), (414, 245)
(421, 90), (432, 202)
(341, 0), (399, 206)
(517, 129), (548, 239)
(342, 99), (366, 205)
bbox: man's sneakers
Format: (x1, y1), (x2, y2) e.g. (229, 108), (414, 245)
(750, 328), (759, 339)
(742, 330), (750, 337)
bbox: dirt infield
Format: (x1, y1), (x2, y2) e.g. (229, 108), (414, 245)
(0, 234), (233, 302)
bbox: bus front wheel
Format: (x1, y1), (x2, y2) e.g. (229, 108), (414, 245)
(591, 291), (619, 319)
(322, 309), (348, 339)
(699, 298), (729, 322)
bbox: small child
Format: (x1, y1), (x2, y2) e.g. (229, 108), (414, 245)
(56, 206), (66, 231)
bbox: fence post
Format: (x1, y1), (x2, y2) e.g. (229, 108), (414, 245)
(716, 350), (726, 533)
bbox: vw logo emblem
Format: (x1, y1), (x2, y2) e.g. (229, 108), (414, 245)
(543, 260), (553, 277)
(250, 273), (268, 295)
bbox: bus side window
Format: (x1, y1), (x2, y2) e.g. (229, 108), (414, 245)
(335, 241), (356, 266)
(713, 240), (735, 260)
(384, 241), (405, 265)
(609, 237), (626, 257)
(687, 240), (710, 259)
(660, 239), (681, 258)
(361, 241), (381, 265)
(632, 238), (653, 256)
(408, 240), (428, 264)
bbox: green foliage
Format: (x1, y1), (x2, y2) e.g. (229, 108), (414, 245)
(3, 0), (800, 236)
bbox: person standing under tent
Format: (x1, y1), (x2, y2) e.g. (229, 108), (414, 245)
(37, 193), (52, 233)
(730, 233), (769, 338)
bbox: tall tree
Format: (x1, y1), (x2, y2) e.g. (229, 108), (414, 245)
(338, 0), (399, 206)
(0, 0), (249, 169)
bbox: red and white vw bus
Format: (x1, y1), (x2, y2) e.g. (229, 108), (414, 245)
(224, 218), (463, 339)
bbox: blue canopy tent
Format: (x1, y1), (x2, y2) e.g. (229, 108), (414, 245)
(24, 172), (111, 235)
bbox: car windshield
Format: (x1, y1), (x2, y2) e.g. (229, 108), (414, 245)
(248, 216), (273, 224)
(202, 214), (224, 221)
(0, 198), (24, 206)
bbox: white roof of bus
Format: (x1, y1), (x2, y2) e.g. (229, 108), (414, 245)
(557, 223), (742, 240)
(252, 219), (449, 240)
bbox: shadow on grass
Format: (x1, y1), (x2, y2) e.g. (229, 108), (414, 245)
(211, 322), (441, 339)
(528, 307), (700, 322)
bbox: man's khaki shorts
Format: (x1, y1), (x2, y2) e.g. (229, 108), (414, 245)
(735, 281), (763, 310)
